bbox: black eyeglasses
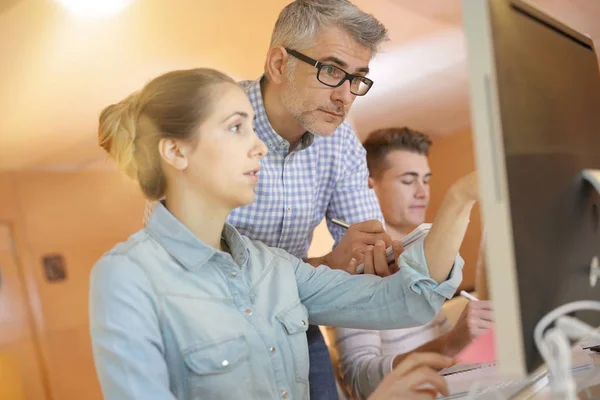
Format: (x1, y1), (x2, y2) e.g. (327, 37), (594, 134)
(285, 48), (374, 96)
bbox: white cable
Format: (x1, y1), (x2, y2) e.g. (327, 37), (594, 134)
(542, 327), (577, 398)
(533, 301), (600, 350)
(464, 301), (600, 399)
(533, 301), (600, 399)
(556, 315), (600, 341)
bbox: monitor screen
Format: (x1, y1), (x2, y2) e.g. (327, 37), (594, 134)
(463, 0), (600, 376)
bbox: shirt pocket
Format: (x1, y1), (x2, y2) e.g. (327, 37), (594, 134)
(276, 301), (310, 384)
(183, 334), (254, 399)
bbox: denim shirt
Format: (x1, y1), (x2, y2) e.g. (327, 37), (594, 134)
(89, 203), (463, 400)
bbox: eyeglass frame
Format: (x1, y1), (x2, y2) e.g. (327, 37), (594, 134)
(284, 48), (374, 96)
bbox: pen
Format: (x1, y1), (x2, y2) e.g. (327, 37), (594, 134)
(331, 218), (364, 273)
(331, 218), (351, 229)
(460, 290), (480, 301)
(331, 218), (396, 274)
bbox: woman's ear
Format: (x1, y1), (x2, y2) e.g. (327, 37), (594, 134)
(265, 46), (289, 85)
(158, 138), (189, 171)
(368, 176), (375, 189)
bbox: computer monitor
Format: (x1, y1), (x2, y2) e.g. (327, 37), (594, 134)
(462, 0), (600, 377)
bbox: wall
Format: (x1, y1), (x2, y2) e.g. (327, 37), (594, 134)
(1, 129), (480, 400)
(0, 223), (44, 400)
(0, 170), (145, 400)
(427, 129), (481, 291)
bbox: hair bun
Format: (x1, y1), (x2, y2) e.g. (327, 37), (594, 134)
(97, 93), (141, 180)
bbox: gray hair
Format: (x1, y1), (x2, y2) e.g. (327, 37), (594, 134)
(270, 0), (388, 55)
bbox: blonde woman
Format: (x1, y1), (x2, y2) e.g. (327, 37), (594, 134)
(89, 68), (467, 399)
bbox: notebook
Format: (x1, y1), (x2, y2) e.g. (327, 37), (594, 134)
(454, 328), (496, 364)
(440, 361), (497, 377)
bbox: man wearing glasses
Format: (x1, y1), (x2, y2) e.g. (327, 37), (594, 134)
(228, 1), (466, 398)
(228, 1), (396, 398)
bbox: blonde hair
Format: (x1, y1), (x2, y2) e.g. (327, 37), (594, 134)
(98, 68), (235, 200)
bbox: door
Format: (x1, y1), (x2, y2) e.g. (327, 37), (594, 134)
(0, 223), (48, 400)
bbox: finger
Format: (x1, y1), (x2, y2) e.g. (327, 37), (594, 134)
(468, 305), (494, 322)
(392, 240), (403, 259)
(363, 246), (375, 275)
(354, 219), (384, 233)
(475, 321), (495, 334)
(470, 314), (494, 327)
(471, 300), (493, 311)
(390, 391), (436, 400)
(470, 315), (495, 334)
(391, 240), (403, 273)
(412, 387), (447, 400)
(345, 258), (358, 274)
(356, 231), (391, 246)
(403, 367), (450, 397)
(477, 309), (495, 322)
(472, 326), (491, 338)
(373, 240), (391, 277)
(387, 261), (398, 276)
(352, 248), (366, 266)
(377, 383), (436, 400)
(393, 353), (453, 377)
(412, 389), (439, 400)
(382, 231), (393, 247)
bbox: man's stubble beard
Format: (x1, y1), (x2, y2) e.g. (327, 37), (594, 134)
(281, 72), (345, 136)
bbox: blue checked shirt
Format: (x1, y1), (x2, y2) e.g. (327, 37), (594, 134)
(226, 78), (383, 259)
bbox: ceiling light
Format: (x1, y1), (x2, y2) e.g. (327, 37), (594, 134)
(55, 0), (134, 18)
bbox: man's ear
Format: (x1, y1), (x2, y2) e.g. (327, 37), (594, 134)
(368, 176), (375, 189)
(265, 46), (289, 85)
(158, 138), (189, 171)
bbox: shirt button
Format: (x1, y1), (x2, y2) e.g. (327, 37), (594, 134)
(287, 207), (292, 211)
(221, 360), (229, 367)
(230, 271), (237, 278)
(245, 309), (253, 316)
(281, 391), (289, 398)
(280, 141), (286, 146)
(269, 347), (276, 353)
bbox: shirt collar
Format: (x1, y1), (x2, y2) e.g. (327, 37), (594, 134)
(248, 76), (315, 153)
(146, 201), (249, 271)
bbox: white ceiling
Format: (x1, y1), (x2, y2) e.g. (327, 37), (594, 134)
(0, 0), (598, 171)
